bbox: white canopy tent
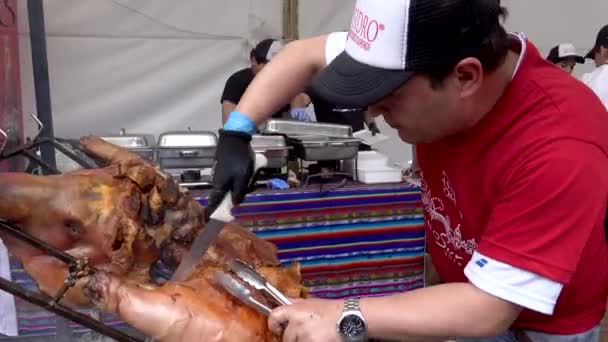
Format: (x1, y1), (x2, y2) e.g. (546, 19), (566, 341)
(15, 0), (608, 166)
(1, 0), (607, 339)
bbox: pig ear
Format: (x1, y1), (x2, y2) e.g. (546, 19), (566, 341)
(79, 136), (144, 166)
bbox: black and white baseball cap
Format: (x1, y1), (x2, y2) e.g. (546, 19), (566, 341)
(252, 39), (283, 63)
(312, 0), (506, 107)
(584, 24), (608, 59)
(546, 43), (585, 64)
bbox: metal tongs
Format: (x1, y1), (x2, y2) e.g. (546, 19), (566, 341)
(215, 271), (274, 315)
(214, 259), (292, 316)
(229, 259), (292, 306)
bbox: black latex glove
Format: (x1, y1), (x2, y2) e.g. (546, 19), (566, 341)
(368, 122), (380, 136)
(206, 129), (254, 218)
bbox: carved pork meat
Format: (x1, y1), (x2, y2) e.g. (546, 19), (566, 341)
(0, 136), (305, 341)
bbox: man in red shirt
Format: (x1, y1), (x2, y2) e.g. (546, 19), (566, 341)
(207, 0), (608, 341)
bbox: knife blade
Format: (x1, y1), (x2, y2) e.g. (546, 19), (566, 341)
(170, 193), (233, 282)
(170, 153), (268, 282)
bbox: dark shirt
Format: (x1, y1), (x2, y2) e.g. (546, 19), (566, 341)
(221, 68), (289, 119)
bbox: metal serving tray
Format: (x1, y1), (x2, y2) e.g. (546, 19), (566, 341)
(100, 129), (156, 161)
(289, 136), (361, 161)
(156, 130), (217, 169)
(251, 134), (290, 168)
(261, 119), (353, 138)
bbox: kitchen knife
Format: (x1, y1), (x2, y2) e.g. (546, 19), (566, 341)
(170, 153), (268, 282)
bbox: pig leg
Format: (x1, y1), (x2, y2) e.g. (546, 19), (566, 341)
(85, 271), (273, 342)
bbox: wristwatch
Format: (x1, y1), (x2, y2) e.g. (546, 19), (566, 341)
(336, 297), (367, 342)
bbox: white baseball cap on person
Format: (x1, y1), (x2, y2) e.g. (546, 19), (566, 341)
(547, 43), (585, 64)
(311, 0), (506, 107)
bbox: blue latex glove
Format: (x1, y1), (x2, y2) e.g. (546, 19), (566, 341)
(289, 107), (311, 122)
(223, 110), (257, 133)
(267, 178), (289, 190)
(207, 110), (256, 216)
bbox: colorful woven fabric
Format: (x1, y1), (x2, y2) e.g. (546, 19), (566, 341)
(6, 181), (424, 336)
(195, 181), (425, 300)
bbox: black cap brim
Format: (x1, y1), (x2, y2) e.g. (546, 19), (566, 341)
(585, 47), (596, 59)
(311, 51), (413, 108)
(573, 55), (585, 64)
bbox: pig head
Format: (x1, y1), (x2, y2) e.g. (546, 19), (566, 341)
(0, 137), (294, 306)
(0, 167), (163, 306)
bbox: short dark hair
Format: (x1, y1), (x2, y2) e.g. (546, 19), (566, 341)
(250, 39), (277, 64)
(420, 5), (510, 88)
(250, 48), (269, 64)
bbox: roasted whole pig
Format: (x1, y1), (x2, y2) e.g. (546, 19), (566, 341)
(0, 136), (305, 341)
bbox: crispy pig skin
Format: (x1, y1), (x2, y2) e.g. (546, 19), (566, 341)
(0, 136), (306, 341)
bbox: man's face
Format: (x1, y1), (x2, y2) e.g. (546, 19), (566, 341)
(595, 46), (608, 67)
(251, 58), (267, 75)
(369, 73), (473, 144)
(556, 58), (577, 74)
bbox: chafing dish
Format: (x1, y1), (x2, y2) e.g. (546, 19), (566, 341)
(100, 129), (155, 161)
(250, 134), (290, 168)
(260, 119), (353, 138)
(288, 136), (361, 161)
(156, 129), (217, 170)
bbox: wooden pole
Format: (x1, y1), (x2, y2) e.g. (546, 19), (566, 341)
(282, 0), (299, 41)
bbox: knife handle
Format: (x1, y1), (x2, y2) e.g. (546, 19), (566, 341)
(209, 192), (234, 221)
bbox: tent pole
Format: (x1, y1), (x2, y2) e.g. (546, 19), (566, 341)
(27, 0), (56, 169)
(282, 0), (299, 41)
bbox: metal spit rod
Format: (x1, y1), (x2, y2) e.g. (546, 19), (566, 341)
(0, 220), (145, 342)
(1, 113), (97, 174)
(0, 277), (143, 342)
(0, 220), (75, 264)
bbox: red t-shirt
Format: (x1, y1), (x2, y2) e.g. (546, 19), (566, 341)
(417, 37), (608, 334)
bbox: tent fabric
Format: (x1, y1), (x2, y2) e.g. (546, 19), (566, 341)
(18, 0), (283, 139)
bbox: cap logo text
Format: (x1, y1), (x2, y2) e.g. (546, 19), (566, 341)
(349, 7), (384, 51)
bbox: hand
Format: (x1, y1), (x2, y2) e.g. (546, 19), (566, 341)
(268, 298), (342, 342)
(289, 107), (312, 122)
(207, 129), (254, 217)
(368, 122), (380, 136)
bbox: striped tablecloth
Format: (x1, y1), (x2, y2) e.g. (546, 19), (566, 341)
(5, 181), (424, 337)
(194, 181), (425, 299)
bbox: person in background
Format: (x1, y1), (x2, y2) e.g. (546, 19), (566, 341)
(582, 24), (608, 110)
(546, 43), (585, 74)
(220, 39), (292, 124)
(287, 93), (314, 122)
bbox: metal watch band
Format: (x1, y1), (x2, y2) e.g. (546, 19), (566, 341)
(344, 297), (360, 311)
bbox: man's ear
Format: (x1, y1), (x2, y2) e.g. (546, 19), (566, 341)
(453, 57), (483, 98)
(600, 46), (608, 64)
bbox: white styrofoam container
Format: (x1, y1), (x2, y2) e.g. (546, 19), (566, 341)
(341, 151), (390, 174)
(356, 166), (403, 184)
(356, 151), (389, 169)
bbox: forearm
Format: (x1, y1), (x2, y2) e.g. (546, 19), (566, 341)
(360, 282), (521, 340)
(236, 36), (328, 124)
(290, 93), (311, 108)
(221, 101), (237, 125)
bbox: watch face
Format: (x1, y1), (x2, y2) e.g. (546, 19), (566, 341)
(339, 314), (365, 338)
